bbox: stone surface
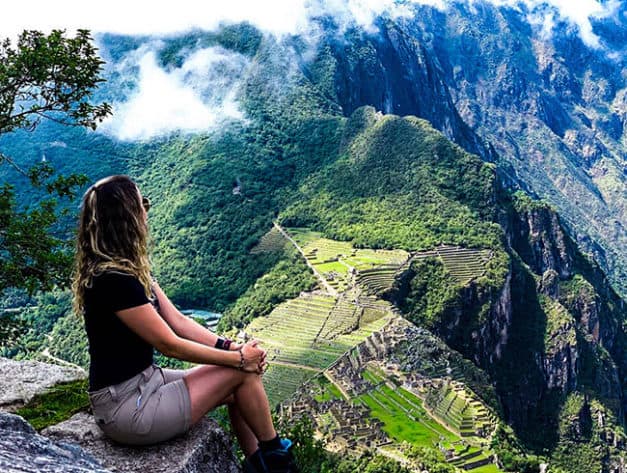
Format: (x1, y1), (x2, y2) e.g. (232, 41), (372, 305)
(0, 412), (110, 473)
(0, 357), (86, 412)
(42, 412), (242, 473)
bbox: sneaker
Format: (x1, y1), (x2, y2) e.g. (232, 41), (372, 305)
(243, 449), (266, 473)
(243, 438), (299, 473)
(261, 442), (299, 473)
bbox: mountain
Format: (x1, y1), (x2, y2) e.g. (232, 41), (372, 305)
(0, 6), (625, 473)
(297, 1), (627, 298)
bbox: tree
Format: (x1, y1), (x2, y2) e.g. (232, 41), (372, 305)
(0, 29), (111, 295)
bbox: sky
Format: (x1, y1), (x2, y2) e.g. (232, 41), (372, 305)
(1, 0), (622, 140)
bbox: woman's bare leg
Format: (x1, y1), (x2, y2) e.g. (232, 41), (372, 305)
(221, 394), (259, 456)
(183, 365), (276, 443)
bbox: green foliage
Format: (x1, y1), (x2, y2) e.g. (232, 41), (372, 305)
(0, 313), (29, 351)
(218, 246), (318, 330)
(1, 289), (72, 359)
(47, 311), (89, 368)
(157, 24), (262, 69)
(491, 424), (542, 473)
(399, 257), (461, 328)
(153, 352), (193, 370)
(15, 379), (89, 430)
(0, 29), (110, 297)
(279, 109), (503, 253)
(0, 30), (110, 133)
(405, 445), (456, 473)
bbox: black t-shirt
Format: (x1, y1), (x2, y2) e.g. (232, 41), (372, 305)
(83, 271), (159, 391)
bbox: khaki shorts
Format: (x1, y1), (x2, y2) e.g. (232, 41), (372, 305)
(88, 364), (192, 445)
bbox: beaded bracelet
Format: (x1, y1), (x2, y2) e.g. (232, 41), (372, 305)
(237, 347), (245, 371)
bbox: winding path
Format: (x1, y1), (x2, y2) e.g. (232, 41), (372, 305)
(273, 222), (338, 296)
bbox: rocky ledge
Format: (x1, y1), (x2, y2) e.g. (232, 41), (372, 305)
(43, 412), (241, 473)
(0, 357), (86, 411)
(0, 412), (109, 473)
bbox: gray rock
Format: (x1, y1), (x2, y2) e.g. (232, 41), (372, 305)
(42, 412), (241, 473)
(0, 412), (110, 473)
(0, 357), (86, 412)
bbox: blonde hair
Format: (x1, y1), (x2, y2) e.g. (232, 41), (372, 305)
(71, 175), (153, 316)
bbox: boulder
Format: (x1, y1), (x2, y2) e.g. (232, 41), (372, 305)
(0, 412), (109, 473)
(42, 412), (241, 473)
(0, 357), (86, 412)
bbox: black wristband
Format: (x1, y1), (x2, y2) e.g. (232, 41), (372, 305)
(215, 337), (234, 350)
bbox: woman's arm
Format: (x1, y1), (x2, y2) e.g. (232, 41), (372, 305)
(114, 302), (262, 370)
(151, 281), (241, 351)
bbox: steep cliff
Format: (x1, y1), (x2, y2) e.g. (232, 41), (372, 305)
(301, 3), (627, 298)
(404, 189), (627, 469)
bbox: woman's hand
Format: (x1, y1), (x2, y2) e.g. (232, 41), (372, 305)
(239, 339), (267, 374)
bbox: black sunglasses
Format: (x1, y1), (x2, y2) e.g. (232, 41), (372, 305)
(142, 196), (151, 212)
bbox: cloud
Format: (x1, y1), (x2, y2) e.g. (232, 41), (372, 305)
(2, 0), (621, 141)
(1, 0), (619, 47)
(479, 0), (623, 48)
(99, 44), (249, 141)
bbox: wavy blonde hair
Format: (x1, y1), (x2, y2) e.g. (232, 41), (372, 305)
(72, 175), (153, 317)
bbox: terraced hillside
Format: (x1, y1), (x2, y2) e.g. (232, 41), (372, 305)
(427, 381), (497, 439)
(284, 227), (411, 294)
(411, 246), (492, 284)
(246, 225), (495, 408)
(247, 224), (502, 469)
(283, 328), (503, 472)
(245, 292), (392, 405)
(249, 226), (288, 254)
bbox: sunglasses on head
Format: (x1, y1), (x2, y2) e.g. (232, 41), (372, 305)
(142, 196), (151, 212)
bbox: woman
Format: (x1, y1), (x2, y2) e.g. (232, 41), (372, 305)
(72, 175), (298, 473)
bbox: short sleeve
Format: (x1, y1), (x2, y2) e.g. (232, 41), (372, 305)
(95, 272), (151, 312)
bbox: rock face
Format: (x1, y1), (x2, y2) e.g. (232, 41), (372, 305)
(0, 358), (241, 473)
(42, 412), (241, 473)
(0, 412), (110, 473)
(0, 357), (86, 411)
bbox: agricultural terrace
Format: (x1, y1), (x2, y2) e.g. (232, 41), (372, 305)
(427, 381), (497, 439)
(262, 226), (493, 299)
(284, 227), (409, 294)
(352, 367), (501, 471)
(245, 293), (393, 405)
(412, 246), (492, 284)
(250, 226), (288, 254)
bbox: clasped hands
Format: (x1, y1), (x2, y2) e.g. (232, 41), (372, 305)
(233, 339), (268, 375)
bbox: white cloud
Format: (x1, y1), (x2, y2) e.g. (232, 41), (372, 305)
(99, 44), (249, 141)
(1, 0), (621, 141)
(481, 0), (622, 48)
(0, 0), (618, 47)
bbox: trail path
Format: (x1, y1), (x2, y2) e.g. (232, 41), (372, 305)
(273, 222), (338, 296)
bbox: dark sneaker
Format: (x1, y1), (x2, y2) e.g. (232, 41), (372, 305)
(243, 449), (266, 473)
(261, 444), (298, 473)
(244, 438), (299, 473)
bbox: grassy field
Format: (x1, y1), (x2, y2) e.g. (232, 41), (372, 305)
(348, 368), (503, 472)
